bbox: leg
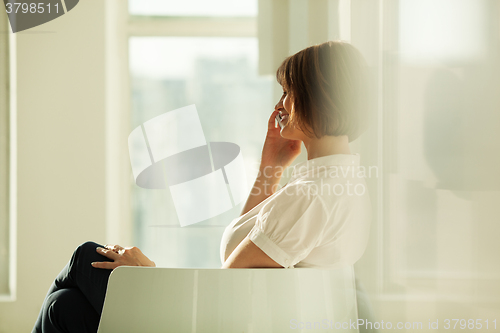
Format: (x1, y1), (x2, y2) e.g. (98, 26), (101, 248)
(32, 241), (114, 333)
(38, 288), (101, 333)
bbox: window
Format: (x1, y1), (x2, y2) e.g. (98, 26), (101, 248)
(0, 10), (15, 300)
(126, 0), (273, 268)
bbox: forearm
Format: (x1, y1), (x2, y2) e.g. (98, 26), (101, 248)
(240, 166), (283, 216)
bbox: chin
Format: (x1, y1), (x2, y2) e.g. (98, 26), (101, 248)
(280, 127), (303, 141)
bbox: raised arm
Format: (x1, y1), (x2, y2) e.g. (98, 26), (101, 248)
(240, 109), (301, 216)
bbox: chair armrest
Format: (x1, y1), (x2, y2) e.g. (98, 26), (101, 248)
(98, 266), (359, 333)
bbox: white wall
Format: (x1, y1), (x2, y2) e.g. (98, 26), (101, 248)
(0, 1), (107, 331)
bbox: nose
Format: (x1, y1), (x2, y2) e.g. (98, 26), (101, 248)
(274, 95), (284, 111)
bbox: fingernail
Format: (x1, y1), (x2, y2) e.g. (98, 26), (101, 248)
(91, 262), (96, 266)
(96, 247), (103, 251)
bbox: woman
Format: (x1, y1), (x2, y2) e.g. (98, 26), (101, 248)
(32, 41), (371, 332)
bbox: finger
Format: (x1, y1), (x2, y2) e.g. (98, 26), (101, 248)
(91, 261), (118, 270)
(268, 110), (280, 130)
(96, 247), (120, 260)
(105, 244), (124, 253)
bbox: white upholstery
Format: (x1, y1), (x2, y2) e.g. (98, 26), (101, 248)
(97, 266), (359, 333)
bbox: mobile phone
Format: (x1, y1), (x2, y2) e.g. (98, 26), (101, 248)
(275, 112), (288, 129)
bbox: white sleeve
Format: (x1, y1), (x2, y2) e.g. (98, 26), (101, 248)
(220, 217), (239, 265)
(247, 184), (329, 268)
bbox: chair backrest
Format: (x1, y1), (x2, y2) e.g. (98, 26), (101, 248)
(97, 266), (359, 333)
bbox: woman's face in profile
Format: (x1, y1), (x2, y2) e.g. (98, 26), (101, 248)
(275, 86), (308, 142)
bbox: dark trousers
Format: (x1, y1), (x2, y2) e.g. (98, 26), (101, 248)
(32, 241), (114, 333)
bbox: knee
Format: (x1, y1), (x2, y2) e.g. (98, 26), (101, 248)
(79, 241), (102, 251)
(71, 241), (105, 269)
(75, 241), (103, 257)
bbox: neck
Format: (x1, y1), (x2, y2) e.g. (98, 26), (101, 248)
(303, 135), (351, 160)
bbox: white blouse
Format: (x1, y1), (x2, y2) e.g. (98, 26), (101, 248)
(220, 153), (372, 269)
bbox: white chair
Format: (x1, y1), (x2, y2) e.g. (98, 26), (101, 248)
(97, 266), (359, 333)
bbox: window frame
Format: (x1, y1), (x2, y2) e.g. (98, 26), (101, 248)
(0, 10), (17, 302)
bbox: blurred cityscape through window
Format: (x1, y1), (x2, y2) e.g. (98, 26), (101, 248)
(128, 36), (273, 267)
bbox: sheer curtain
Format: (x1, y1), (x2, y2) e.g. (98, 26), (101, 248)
(350, 0), (500, 325)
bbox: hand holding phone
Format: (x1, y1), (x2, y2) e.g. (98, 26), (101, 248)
(275, 111), (289, 129)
